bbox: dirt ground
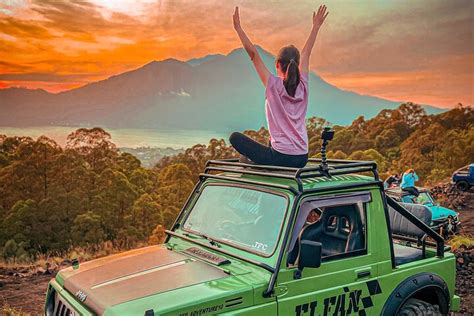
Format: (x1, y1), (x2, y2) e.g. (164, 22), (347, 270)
(0, 271), (51, 315)
(450, 189), (474, 315)
(0, 186), (473, 316)
(458, 204), (474, 236)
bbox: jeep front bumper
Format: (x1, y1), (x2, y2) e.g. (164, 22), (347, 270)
(431, 216), (460, 237)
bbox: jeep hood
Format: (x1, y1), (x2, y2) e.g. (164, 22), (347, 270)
(58, 245), (239, 315)
(429, 205), (458, 220)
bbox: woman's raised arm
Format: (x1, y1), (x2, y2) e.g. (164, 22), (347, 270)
(233, 7), (270, 86)
(300, 5), (328, 73)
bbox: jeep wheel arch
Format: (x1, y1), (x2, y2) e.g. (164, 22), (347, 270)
(380, 273), (450, 316)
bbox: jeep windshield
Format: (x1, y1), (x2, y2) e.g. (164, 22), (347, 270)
(416, 192), (435, 205)
(183, 185), (288, 256)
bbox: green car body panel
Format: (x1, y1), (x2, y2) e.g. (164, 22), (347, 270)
(45, 168), (459, 315)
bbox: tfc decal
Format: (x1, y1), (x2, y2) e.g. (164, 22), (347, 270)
(179, 303), (224, 316)
(295, 280), (382, 316)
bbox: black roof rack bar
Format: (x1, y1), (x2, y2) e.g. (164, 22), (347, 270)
(217, 157), (375, 166)
(331, 162), (377, 169)
(206, 166), (304, 192)
(303, 180), (381, 194)
(209, 158), (240, 162)
(205, 160), (304, 191)
(308, 158), (375, 165)
(301, 161), (377, 171)
(199, 173), (299, 194)
(205, 166), (296, 181)
(299, 167), (377, 179)
(208, 158), (377, 174)
(206, 159), (299, 172)
(203, 158), (379, 192)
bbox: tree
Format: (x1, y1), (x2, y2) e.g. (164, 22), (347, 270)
(131, 193), (160, 238)
(156, 138), (235, 180)
(116, 152), (141, 178)
(156, 163), (194, 228)
(92, 168), (138, 239)
(148, 224), (166, 245)
(348, 149), (389, 173)
(66, 127), (118, 174)
(1, 106), (472, 256)
(71, 212), (106, 246)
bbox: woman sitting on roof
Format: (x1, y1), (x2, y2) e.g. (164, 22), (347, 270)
(401, 169), (420, 196)
(229, 5), (328, 168)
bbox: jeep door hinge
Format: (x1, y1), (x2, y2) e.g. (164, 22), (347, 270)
(273, 285), (288, 297)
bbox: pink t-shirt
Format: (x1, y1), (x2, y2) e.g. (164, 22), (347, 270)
(265, 72), (309, 155)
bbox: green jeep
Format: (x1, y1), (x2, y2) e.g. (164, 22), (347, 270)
(45, 156), (459, 315)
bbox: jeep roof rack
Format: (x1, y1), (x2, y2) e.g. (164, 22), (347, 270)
(201, 157), (380, 193)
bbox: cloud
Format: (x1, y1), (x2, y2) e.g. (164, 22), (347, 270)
(0, 61), (29, 72)
(0, 72), (92, 82)
(29, 0), (142, 42)
(170, 88), (191, 97)
(0, 16), (52, 38)
(0, 0), (472, 106)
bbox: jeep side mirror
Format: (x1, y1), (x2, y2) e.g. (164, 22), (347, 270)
(294, 240), (322, 279)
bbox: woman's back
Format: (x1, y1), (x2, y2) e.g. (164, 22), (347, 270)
(265, 72), (309, 155)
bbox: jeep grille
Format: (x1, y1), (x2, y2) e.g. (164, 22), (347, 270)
(46, 289), (80, 316)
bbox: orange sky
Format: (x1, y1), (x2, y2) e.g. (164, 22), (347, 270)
(0, 0), (472, 108)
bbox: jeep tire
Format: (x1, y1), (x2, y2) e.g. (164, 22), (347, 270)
(455, 180), (470, 192)
(397, 298), (442, 316)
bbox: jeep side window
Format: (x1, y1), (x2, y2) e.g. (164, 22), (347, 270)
(287, 193), (371, 267)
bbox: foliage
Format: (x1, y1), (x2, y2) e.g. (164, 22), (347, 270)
(0, 128), (179, 259)
(449, 234), (474, 251)
(308, 103), (472, 181)
(0, 104), (472, 260)
(0, 301), (23, 316)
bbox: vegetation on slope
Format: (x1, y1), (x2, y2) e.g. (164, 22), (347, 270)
(0, 103), (472, 262)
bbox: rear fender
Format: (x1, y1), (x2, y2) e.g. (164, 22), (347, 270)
(380, 273), (450, 315)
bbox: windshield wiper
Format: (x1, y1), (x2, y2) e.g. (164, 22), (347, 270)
(183, 232), (221, 248)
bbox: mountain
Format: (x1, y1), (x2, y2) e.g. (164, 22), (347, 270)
(186, 54), (224, 66)
(0, 47), (443, 131)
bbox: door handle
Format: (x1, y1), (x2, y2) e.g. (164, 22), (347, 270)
(357, 271), (371, 278)
(355, 268), (372, 279)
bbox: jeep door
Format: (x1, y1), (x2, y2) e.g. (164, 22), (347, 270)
(276, 191), (385, 316)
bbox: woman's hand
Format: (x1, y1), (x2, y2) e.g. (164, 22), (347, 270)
(232, 6), (270, 86)
(233, 6), (241, 31)
(313, 4), (328, 29)
(301, 4), (328, 72)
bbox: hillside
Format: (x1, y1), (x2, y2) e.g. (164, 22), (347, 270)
(0, 47), (443, 131)
(0, 105), (472, 315)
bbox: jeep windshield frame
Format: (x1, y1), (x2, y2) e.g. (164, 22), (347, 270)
(180, 183), (290, 258)
(416, 191), (435, 205)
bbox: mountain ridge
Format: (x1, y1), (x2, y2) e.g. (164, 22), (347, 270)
(0, 47), (443, 130)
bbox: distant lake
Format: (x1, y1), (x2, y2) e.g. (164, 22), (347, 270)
(0, 126), (228, 149)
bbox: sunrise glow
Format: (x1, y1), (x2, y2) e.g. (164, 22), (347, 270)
(0, 0), (472, 107)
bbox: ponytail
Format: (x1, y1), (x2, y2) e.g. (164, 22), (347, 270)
(277, 45), (301, 97)
(283, 59), (300, 97)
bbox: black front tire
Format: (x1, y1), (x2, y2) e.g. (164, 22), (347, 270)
(455, 181), (470, 192)
(397, 298), (442, 316)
